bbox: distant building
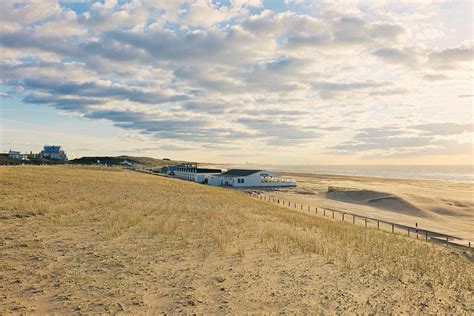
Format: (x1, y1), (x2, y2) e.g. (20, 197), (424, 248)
(208, 169), (296, 187)
(153, 164), (181, 175)
(8, 150), (28, 160)
(40, 145), (67, 160)
(172, 163), (222, 183)
(119, 160), (133, 166)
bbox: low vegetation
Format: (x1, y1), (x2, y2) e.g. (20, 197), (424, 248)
(0, 154), (180, 167)
(0, 166), (472, 313)
(69, 155), (181, 167)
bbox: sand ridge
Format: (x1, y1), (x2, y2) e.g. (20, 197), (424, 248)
(261, 172), (474, 242)
(326, 189), (427, 217)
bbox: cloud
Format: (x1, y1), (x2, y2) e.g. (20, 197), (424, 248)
(23, 93), (105, 111)
(428, 44), (474, 68)
(369, 88), (408, 96)
(332, 17), (405, 44)
(372, 47), (419, 67)
(236, 117), (320, 145)
(21, 78), (188, 105)
(362, 140), (474, 158)
(372, 43), (473, 70)
(311, 80), (392, 99)
(422, 74), (450, 81)
(0, 0), (472, 161)
(409, 123), (474, 136)
(330, 135), (434, 152)
(328, 124), (474, 157)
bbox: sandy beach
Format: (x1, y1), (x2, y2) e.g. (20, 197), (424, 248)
(251, 172), (474, 243)
(1, 166), (473, 314)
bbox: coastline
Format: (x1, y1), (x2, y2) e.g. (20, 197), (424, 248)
(217, 164), (474, 182)
(249, 171), (474, 242)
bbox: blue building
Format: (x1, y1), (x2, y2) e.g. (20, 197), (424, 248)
(40, 145), (67, 160)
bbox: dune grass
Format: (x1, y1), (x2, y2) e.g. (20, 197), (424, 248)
(1, 165), (472, 294)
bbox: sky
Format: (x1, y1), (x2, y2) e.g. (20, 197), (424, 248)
(0, 0), (473, 165)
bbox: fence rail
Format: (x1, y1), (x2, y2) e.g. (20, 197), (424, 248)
(248, 192), (472, 249)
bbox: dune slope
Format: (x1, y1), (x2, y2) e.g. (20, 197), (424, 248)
(326, 189), (428, 217)
(0, 166), (473, 314)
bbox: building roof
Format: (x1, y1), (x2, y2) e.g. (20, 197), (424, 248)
(196, 168), (222, 173)
(43, 145), (61, 153)
(219, 169), (262, 177)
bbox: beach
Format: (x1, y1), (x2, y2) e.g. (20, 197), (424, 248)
(251, 172), (474, 243)
(1, 166), (473, 314)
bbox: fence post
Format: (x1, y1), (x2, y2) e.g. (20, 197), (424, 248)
(294, 202), (296, 208)
(446, 236), (448, 242)
(469, 241), (471, 248)
(391, 224), (394, 233)
(342, 213), (344, 222)
(323, 209), (326, 217)
(365, 218), (367, 228)
(332, 210), (334, 219)
(408, 228), (410, 236)
(315, 207), (318, 214)
(308, 205), (310, 211)
(301, 204), (303, 210)
(377, 220), (380, 230)
(416, 223), (418, 239)
(425, 231), (428, 241)
(352, 215), (355, 224)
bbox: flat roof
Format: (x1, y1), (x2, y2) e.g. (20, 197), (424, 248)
(219, 169), (263, 177)
(196, 168), (221, 173)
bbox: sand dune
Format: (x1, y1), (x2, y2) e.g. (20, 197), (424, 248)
(326, 189), (428, 217)
(267, 172), (474, 242)
(1, 166), (473, 314)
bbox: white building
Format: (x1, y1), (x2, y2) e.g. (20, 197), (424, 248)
(208, 169), (296, 188)
(119, 160), (133, 166)
(172, 163), (222, 183)
(8, 150), (28, 160)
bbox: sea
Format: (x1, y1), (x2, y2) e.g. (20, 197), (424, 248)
(227, 164), (474, 182)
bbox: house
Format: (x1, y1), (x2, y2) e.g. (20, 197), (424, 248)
(153, 164), (181, 175)
(208, 169), (296, 187)
(119, 160), (133, 166)
(172, 163), (222, 183)
(8, 150), (28, 160)
(40, 145), (67, 160)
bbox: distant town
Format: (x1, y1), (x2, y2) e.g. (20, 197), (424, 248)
(7, 145), (68, 161)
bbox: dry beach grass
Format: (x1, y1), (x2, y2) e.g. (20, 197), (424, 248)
(0, 166), (473, 313)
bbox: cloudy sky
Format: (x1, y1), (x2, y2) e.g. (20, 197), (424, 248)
(0, 0), (473, 164)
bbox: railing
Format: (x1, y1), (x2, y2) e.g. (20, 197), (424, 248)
(261, 176), (296, 183)
(248, 192), (472, 249)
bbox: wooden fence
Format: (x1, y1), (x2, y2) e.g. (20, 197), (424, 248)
(249, 192), (472, 249)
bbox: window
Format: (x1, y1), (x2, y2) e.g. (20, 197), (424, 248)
(237, 178), (245, 183)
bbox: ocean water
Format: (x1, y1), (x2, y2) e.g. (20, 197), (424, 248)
(229, 164), (474, 182)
